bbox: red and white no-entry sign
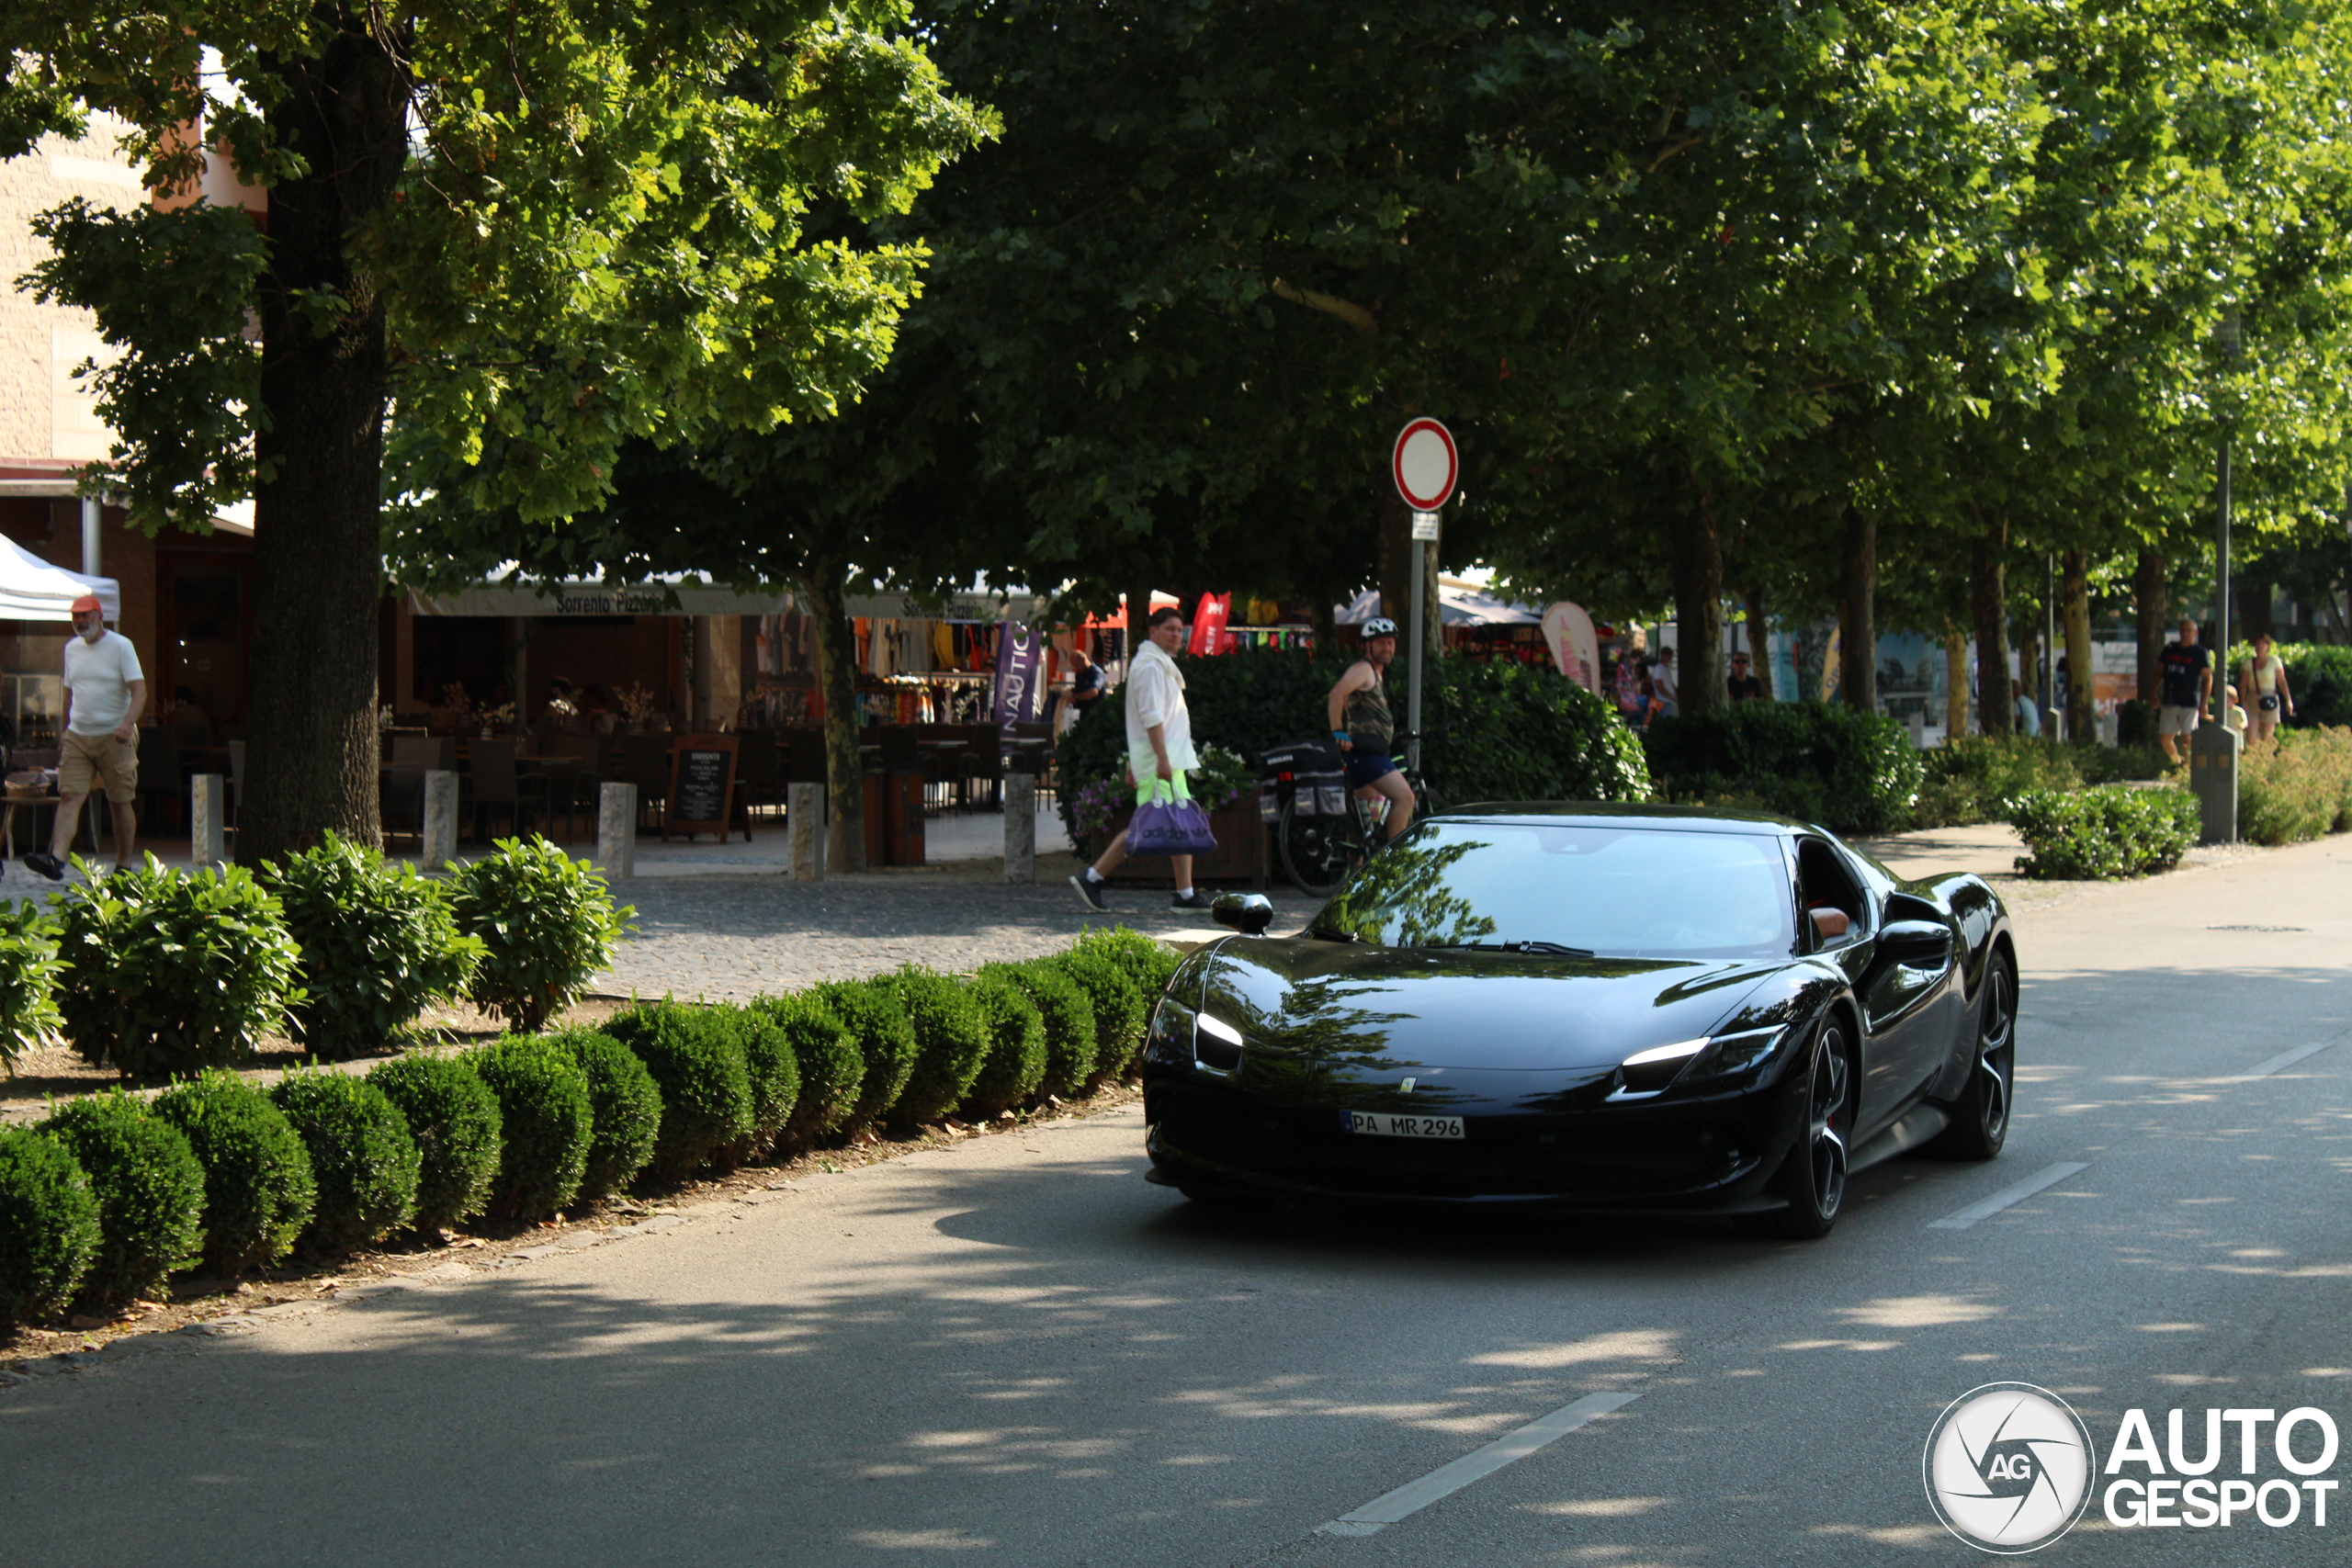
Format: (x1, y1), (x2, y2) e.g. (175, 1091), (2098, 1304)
(1391, 418), (1459, 512)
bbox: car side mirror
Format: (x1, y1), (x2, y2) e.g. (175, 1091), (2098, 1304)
(1880, 919), (1952, 967)
(1212, 893), (1273, 935)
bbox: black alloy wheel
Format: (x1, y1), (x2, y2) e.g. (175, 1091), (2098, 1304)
(1748, 1018), (1853, 1240)
(1277, 795), (1357, 898)
(1927, 953), (2015, 1160)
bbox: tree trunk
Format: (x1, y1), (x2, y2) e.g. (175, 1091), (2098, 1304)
(1375, 487), (1412, 626)
(1839, 504), (1877, 713)
(241, 21), (412, 863)
(2239, 568), (2274, 641)
(803, 554), (866, 873)
(2062, 549), (2096, 741)
(2133, 547), (2166, 705)
(1744, 587), (1770, 698)
(1672, 482), (1725, 711)
(1125, 581), (1154, 671)
(1944, 626), (1969, 737)
(1971, 513), (2011, 737)
(1310, 590), (1338, 660)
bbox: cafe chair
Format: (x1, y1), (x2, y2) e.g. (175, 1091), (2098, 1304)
(468, 737), (550, 841)
(616, 734), (673, 831)
(380, 763), (428, 851)
(391, 735), (457, 771)
(735, 730), (786, 821)
(537, 733), (605, 841)
(136, 728), (185, 833)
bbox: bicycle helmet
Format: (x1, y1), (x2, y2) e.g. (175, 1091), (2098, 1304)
(1360, 616), (1399, 640)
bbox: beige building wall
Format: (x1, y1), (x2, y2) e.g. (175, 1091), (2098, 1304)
(0, 117), (142, 468)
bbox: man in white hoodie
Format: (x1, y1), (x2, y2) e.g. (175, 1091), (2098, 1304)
(1071, 605), (1211, 911)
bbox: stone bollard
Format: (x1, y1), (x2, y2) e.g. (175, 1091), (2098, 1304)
(596, 782), (639, 879)
(190, 773), (227, 868)
(787, 783), (824, 880)
(1002, 771), (1036, 884)
(422, 770), (458, 870)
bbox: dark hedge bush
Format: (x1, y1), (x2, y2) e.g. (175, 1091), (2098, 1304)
(756, 992), (863, 1145)
(549, 1028), (662, 1202)
(982, 961), (1098, 1099)
(1913, 737), (2084, 829)
(604, 1001), (755, 1179)
(811, 978), (919, 1129)
(1049, 946), (1147, 1081)
(1643, 703), (1924, 834)
(53, 857), (303, 1081)
(446, 839), (634, 1032)
(1056, 649), (1649, 845)
(1075, 927), (1180, 1006)
(960, 974), (1048, 1119)
(0, 1125), (100, 1323)
(367, 1054), (503, 1234)
(470, 1035), (594, 1218)
(153, 1069), (318, 1275)
(887, 965), (991, 1126)
(728, 1005), (801, 1161)
(270, 1070), (422, 1255)
(39, 1091), (205, 1304)
(262, 834), (484, 1060)
(2008, 784), (2199, 879)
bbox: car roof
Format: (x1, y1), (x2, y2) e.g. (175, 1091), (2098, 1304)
(1435, 801), (1815, 836)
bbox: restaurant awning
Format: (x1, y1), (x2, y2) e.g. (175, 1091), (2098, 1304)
(0, 534), (119, 623)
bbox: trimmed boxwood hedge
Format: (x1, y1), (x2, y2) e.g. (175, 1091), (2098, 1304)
(960, 974), (1048, 1119)
(1075, 928), (1180, 1006)
(549, 1028), (663, 1202)
(983, 961), (1098, 1099)
(367, 1054), (503, 1234)
(471, 1035), (594, 1218)
(1049, 945), (1147, 1081)
(39, 1090), (206, 1304)
(604, 1000), (755, 1179)
(262, 834), (484, 1060)
(0, 1124), (101, 1323)
(887, 965), (992, 1126)
(153, 1068), (318, 1275)
(729, 1005), (801, 1160)
(1643, 702), (1924, 834)
(2008, 784), (2199, 879)
(270, 1071), (422, 1255)
(758, 992), (863, 1145)
(811, 978), (919, 1129)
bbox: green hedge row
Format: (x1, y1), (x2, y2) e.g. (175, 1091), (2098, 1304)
(0, 928), (1173, 1325)
(0, 834), (632, 1084)
(2007, 784), (2200, 879)
(1910, 736), (2170, 829)
(1643, 703), (1923, 834)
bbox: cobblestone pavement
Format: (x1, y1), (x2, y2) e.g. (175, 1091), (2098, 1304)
(597, 852), (1320, 1000)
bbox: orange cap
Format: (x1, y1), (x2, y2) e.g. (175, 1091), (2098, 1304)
(69, 594), (101, 615)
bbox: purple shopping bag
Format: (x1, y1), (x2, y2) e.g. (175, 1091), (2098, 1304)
(1128, 776), (1216, 856)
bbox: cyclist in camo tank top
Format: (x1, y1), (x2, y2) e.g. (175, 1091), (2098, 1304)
(1324, 617), (1415, 845)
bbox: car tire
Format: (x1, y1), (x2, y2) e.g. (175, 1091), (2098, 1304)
(1744, 1017), (1853, 1240)
(1923, 951), (2014, 1161)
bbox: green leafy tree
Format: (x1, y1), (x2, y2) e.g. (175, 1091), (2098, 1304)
(5, 1), (989, 862)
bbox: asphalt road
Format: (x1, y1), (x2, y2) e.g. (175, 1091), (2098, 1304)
(5, 837), (2348, 1566)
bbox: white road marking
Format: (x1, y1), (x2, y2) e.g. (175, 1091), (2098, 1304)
(1926, 1161), (2091, 1230)
(1314, 1390), (1640, 1536)
(2232, 1040), (2339, 1080)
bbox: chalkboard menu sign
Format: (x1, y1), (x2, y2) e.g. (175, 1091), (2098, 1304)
(664, 733), (741, 841)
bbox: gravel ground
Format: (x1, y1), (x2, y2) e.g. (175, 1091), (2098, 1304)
(596, 850), (1320, 1001)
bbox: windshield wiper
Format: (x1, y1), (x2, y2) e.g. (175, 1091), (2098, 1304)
(1425, 940), (1598, 958)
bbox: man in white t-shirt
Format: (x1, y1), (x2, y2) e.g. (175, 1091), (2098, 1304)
(1070, 605), (1209, 911)
(25, 593), (146, 879)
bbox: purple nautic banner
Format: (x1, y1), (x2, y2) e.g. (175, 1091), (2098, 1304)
(992, 619), (1042, 743)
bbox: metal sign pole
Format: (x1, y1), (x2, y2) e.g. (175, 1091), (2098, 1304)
(1408, 510), (1440, 771)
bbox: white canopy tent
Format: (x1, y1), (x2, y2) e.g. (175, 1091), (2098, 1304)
(1336, 579), (1542, 627)
(0, 533), (119, 623)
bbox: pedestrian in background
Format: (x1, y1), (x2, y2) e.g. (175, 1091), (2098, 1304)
(2156, 619), (2211, 764)
(1726, 650), (1767, 702)
(2240, 632), (2294, 746)
(1070, 606), (1210, 912)
(1647, 647), (1679, 723)
(2012, 678), (2041, 739)
(26, 593), (145, 881)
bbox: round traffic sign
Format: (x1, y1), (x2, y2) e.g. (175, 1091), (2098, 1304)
(1392, 418), (1458, 512)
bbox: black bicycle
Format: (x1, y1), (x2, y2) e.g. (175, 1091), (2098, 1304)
(1272, 733), (1447, 898)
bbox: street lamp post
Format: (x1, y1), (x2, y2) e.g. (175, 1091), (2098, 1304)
(2188, 308), (2241, 844)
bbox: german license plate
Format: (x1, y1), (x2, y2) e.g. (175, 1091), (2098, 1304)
(1342, 1110), (1464, 1140)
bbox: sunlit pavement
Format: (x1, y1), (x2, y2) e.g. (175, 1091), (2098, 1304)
(4, 835), (2348, 1565)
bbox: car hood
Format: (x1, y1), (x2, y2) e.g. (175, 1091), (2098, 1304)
(1196, 936), (1780, 1076)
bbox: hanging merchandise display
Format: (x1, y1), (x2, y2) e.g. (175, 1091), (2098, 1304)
(1187, 592), (1233, 656)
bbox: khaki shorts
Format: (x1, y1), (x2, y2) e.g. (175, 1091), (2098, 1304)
(60, 728), (138, 804)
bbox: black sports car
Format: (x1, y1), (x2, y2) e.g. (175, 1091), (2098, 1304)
(1141, 804), (2016, 1236)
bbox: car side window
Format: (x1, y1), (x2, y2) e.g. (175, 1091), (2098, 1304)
(1797, 838), (1867, 951)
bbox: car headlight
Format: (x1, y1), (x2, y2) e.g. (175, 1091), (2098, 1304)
(1146, 998), (1247, 1074)
(1193, 1010), (1245, 1072)
(1609, 1024), (1792, 1100)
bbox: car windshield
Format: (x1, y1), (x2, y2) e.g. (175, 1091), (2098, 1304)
(1313, 821), (1794, 960)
